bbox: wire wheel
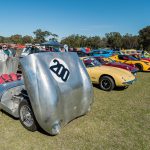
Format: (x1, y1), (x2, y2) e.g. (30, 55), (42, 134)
(20, 105), (34, 127)
(19, 100), (37, 132)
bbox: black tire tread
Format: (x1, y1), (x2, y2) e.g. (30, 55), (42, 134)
(99, 76), (115, 91)
(135, 63), (143, 71)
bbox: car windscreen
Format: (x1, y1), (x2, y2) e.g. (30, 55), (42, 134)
(83, 58), (101, 67)
(128, 55), (139, 60)
(104, 58), (115, 63)
(23, 47), (31, 52)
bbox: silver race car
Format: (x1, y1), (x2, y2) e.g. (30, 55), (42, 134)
(0, 52), (93, 135)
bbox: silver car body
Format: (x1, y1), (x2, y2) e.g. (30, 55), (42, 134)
(0, 57), (19, 74)
(0, 52), (93, 135)
(0, 80), (24, 117)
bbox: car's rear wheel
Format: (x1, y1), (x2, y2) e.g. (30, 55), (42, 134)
(19, 100), (37, 132)
(99, 76), (115, 91)
(135, 63), (143, 71)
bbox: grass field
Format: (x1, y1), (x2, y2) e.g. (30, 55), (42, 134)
(0, 72), (150, 150)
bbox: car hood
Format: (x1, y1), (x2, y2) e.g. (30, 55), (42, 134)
(20, 52), (93, 135)
(105, 62), (135, 71)
(92, 66), (134, 78)
(140, 60), (150, 63)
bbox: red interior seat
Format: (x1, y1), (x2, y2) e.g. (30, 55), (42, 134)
(0, 77), (5, 84)
(9, 72), (18, 81)
(0, 73), (21, 84)
(1, 74), (12, 82)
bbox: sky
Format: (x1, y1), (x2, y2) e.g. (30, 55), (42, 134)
(0, 0), (150, 40)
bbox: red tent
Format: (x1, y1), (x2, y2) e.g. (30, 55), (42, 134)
(85, 47), (91, 53)
(16, 44), (25, 49)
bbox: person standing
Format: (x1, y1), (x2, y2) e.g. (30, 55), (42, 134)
(141, 50), (145, 57)
(0, 44), (12, 61)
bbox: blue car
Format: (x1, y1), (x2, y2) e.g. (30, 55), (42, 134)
(90, 49), (113, 58)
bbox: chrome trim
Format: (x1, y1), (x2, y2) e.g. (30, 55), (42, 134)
(123, 78), (137, 85)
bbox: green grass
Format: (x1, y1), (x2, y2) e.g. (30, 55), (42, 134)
(0, 73), (150, 150)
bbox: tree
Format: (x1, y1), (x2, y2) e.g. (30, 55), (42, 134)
(79, 35), (87, 47)
(84, 36), (98, 49)
(10, 34), (22, 44)
(22, 35), (33, 44)
(33, 29), (51, 43)
(122, 34), (139, 49)
(61, 34), (80, 47)
(49, 33), (58, 41)
(61, 35), (106, 49)
(139, 26), (150, 51)
(105, 32), (122, 49)
(0, 36), (5, 43)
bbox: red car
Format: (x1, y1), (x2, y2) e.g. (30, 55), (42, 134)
(131, 54), (150, 62)
(140, 57), (150, 62)
(94, 57), (139, 75)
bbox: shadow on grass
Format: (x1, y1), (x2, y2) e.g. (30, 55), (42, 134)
(0, 110), (52, 136)
(141, 71), (150, 74)
(114, 86), (128, 91)
(37, 126), (52, 136)
(93, 84), (127, 91)
(0, 110), (18, 120)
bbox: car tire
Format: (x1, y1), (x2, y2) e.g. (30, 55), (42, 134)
(99, 76), (115, 91)
(135, 63), (143, 71)
(19, 100), (37, 132)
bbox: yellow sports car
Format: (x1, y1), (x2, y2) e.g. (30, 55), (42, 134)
(110, 55), (150, 71)
(81, 57), (136, 91)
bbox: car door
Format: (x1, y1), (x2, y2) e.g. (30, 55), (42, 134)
(86, 67), (98, 83)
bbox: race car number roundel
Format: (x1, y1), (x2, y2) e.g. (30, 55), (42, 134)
(49, 58), (70, 82)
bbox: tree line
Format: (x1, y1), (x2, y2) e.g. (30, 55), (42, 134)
(0, 26), (150, 51)
(0, 29), (58, 45)
(61, 26), (150, 51)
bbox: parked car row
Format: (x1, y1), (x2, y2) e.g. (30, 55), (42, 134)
(110, 55), (150, 72)
(19, 48), (150, 92)
(20, 48), (150, 91)
(81, 57), (136, 91)
(94, 57), (138, 75)
(72, 49), (150, 91)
